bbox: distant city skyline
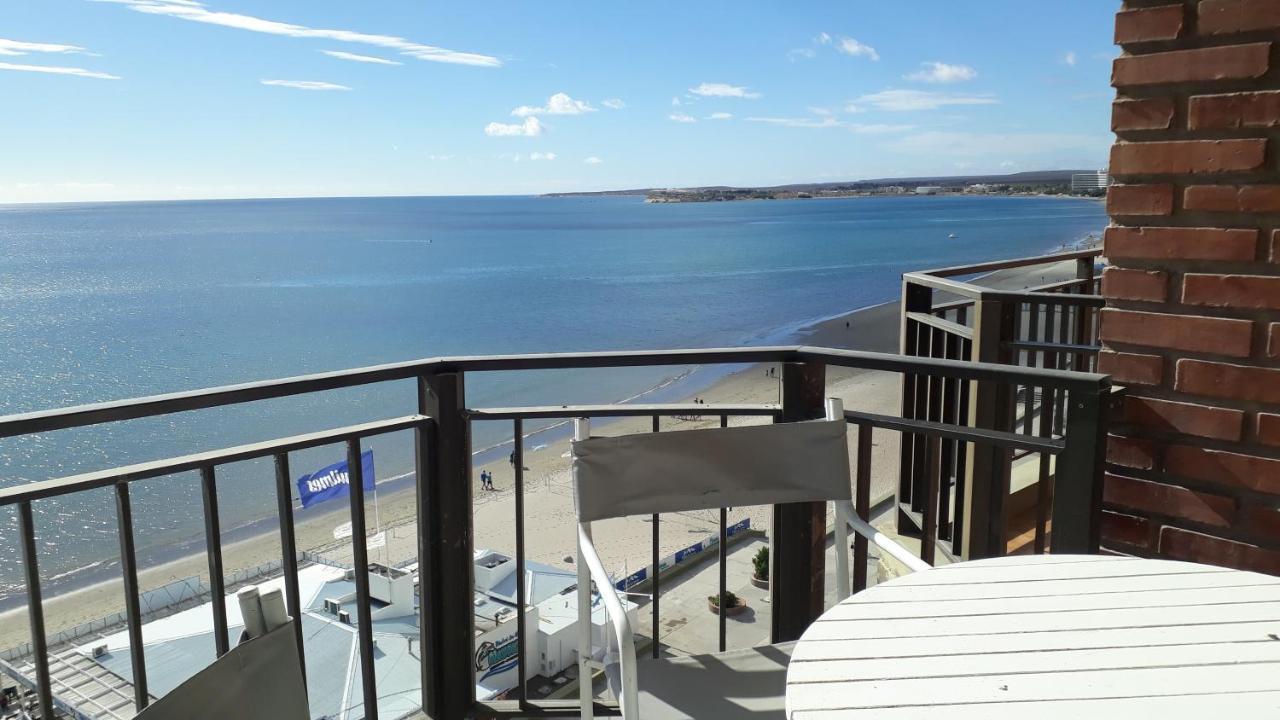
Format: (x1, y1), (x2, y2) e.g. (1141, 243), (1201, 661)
(2, 1), (1119, 203)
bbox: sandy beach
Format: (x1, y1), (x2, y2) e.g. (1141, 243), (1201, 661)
(0, 258), (1087, 652)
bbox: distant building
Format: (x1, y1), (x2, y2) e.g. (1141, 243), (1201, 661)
(1071, 170), (1111, 192)
(914, 186), (943, 195)
(965, 184), (993, 194)
(881, 185), (907, 194)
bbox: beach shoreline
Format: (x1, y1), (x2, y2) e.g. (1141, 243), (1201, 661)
(0, 250), (1095, 651)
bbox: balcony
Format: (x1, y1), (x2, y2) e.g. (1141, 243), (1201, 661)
(0, 317), (1114, 719)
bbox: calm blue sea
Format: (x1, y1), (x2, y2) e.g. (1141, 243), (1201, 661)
(0, 194), (1105, 600)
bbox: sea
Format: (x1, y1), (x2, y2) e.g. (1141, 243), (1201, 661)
(0, 194), (1106, 603)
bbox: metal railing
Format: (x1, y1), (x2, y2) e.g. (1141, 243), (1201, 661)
(898, 249), (1106, 561)
(0, 345), (1110, 720)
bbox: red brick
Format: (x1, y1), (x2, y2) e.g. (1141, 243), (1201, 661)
(1177, 358), (1280, 403)
(1184, 184), (1280, 213)
(1098, 350), (1164, 386)
(1105, 473), (1235, 527)
(1099, 308), (1253, 356)
(1110, 139), (1266, 176)
(1108, 434), (1158, 470)
(1259, 413), (1280, 447)
(1159, 527), (1280, 574)
(1240, 503), (1280, 537)
(1115, 4), (1184, 43)
(1112, 99), (1176, 132)
(1104, 226), (1258, 262)
(1101, 510), (1152, 548)
(1107, 184), (1173, 215)
(1112, 43), (1270, 86)
(1182, 274), (1280, 309)
(1123, 396), (1244, 441)
(1190, 90), (1280, 130)
(1102, 267), (1168, 302)
(1270, 322), (1280, 358)
(1164, 444), (1280, 494)
(1199, 0), (1280, 35)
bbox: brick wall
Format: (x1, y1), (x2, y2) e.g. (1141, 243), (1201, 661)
(1103, 0), (1280, 574)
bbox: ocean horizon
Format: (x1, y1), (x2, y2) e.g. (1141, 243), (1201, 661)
(0, 193), (1105, 601)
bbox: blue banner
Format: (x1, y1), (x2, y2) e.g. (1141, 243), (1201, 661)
(296, 450), (375, 509)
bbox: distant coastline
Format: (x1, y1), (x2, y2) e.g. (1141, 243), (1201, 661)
(542, 168), (1108, 204)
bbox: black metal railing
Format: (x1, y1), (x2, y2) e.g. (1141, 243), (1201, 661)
(0, 345), (1110, 720)
(898, 249), (1105, 561)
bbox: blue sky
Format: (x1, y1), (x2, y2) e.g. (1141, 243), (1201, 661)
(1, 1), (1120, 203)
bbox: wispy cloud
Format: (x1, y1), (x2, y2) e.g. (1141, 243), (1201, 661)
(530, 151), (556, 161)
(0, 39), (94, 56)
(321, 50), (401, 65)
(885, 131), (1107, 160)
(905, 62), (976, 83)
(855, 89), (997, 111)
(95, 0), (501, 67)
(835, 37), (878, 61)
(671, 96), (682, 107)
(261, 79), (349, 90)
(601, 98), (625, 110)
(706, 112), (732, 120)
(746, 115), (913, 133)
(669, 112), (698, 123)
(511, 92), (595, 117)
(584, 156), (603, 165)
(689, 82), (761, 99)
(484, 116), (544, 137)
(426, 154), (454, 161)
(1063, 50), (1078, 67)
(0, 61), (120, 79)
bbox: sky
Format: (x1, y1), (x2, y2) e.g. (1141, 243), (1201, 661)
(0, 1), (1121, 203)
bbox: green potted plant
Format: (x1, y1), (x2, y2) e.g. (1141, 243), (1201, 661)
(708, 590), (747, 616)
(750, 546), (769, 589)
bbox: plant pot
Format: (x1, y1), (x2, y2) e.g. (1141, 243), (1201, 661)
(750, 574), (769, 590)
(708, 598), (748, 616)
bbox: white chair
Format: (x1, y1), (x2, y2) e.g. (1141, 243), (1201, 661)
(570, 399), (856, 719)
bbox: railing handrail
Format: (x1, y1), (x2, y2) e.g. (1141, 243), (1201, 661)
(0, 345), (1107, 439)
(917, 247), (1101, 279)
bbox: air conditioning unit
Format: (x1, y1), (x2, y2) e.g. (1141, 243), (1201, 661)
(338, 610), (351, 625)
(91, 645), (108, 659)
(323, 598), (340, 615)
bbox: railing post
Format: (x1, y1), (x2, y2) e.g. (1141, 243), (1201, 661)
(897, 278), (933, 537)
(417, 373), (474, 720)
(960, 296), (1017, 560)
(771, 360), (827, 643)
(1052, 381), (1111, 553)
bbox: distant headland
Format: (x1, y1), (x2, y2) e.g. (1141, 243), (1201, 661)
(542, 170), (1107, 203)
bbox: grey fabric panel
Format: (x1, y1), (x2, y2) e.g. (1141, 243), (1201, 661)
(573, 419), (850, 522)
(136, 621), (307, 720)
(636, 642), (795, 719)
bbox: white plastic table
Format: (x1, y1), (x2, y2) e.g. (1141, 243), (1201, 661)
(786, 554), (1280, 719)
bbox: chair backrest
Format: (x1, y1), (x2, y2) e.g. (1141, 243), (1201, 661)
(572, 418), (851, 523)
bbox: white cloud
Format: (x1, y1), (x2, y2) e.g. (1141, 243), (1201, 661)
(669, 112), (697, 123)
(905, 62), (976, 84)
(885, 130), (1108, 160)
(484, 116), (544, 137)
(816, 32), (832, 45)
(808, 106), (833, 116)
(321, 50), (401, 65)
(261, 79), (349, 90)
(843, 103), (864, 114)
(0, 61), (120, 79)
(0, 39), (92, 56)
(94, 0), (501, 67)
(688, 82), (761, 99)
(426, 154), (454, 161)
(746, 116), (913, 133)
(787, 47), (815, 62)
(584, 156), (603, 165)
(836, 37), (879, 61)
(1064, 51), (1078, 67)
(511, 92), (595, 117)
(601, 98), (625, 110)
(530, 151), (557, 161)
(706, 112), (732, 120)
(671, 96), (682, 107)
(854, 89), (998, 111)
